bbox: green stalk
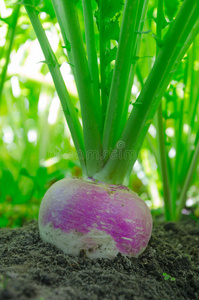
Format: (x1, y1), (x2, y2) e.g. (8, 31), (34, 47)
(146, 133), (160, 167)
(99, 0), (108, 124)
(122, 0), (149, 183)
(50, 1), (76, 81)
(24, 3), (87, 174)
(102, 0), (140, 156)
(121, 0), (149, 131)
(171, 101), (184, 220)
(189, 41), (199, 129)
(176, 37), (199, 220)
(52, 0), (102, 176)
(82, 0), (101, 134)
(0, 5), (20, 101)
(157, 105), (173, 220)
(178, 52), (192, 183)
(52, 0), (102, 136)
(156, 0), (172, 220)
(94, 0), (199, 184)
(179, 40), (198, 185)
(176, 132), (199, 220)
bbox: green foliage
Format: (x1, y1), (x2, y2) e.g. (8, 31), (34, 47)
(95, 0), (123, 98)
(0, 0), (199, 227)
(164, 0), (180, 21)
(163, 272), (176, 281)
(19, 0), (55, 18)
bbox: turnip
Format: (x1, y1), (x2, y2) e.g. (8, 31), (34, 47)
(23, 0), (199, 258)
(39, 178), (152, 259)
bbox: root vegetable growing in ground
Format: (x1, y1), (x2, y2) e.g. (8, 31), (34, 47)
(23, 0), (199, 258)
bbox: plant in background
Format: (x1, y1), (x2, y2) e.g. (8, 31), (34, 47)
(14, 0), (199, 258)
(139, 1), (199, 222)
(163, 272), (176, 282)
(0, 2), (82, 226)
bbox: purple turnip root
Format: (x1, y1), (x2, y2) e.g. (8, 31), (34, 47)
(39, 178), (152, 259)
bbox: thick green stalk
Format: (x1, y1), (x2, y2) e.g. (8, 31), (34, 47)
(50, 0), (76, 81)
(121, 0), (149, 131)
(156, 0), (172, 220)
(99, 0), (108, 124)
(54, 0), (103, 176)
(179, 40), (198, 185)
(82, 0), (101, 134)
(0, 5), (20, 101)
(102, 0), (140, 156)
(52, 0), (102, 137)
(94, 0), (199, 184)
(176, 132), (199, 220)
(24, 3), (87, 174)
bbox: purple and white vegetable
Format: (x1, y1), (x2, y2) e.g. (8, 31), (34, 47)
(39, 178), (152, 259)
(24, 0), (194, 259)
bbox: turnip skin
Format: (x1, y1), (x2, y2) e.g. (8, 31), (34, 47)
(39, 178), (152, 259)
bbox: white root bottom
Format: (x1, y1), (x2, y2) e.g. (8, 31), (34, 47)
(40, 223), (119, 259)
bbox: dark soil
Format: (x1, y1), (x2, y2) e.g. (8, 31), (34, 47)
(0, 218), (199, 300)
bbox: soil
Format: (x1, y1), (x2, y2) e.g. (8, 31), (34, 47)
(0, 218), (199, 300)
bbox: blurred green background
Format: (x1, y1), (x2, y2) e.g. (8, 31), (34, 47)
(0, 0), (199, 227)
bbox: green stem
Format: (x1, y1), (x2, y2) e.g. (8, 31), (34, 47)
(176, 132), (199, 220)
(157, 105), (172, 220)
(53, 0), (103, 176)
(179, 40), (198, 186)
(94, 0), (199, 184)
(121, 0), (149, 132)
(171, 101), (184, 220)
(0, 5), (20, 101)
(156, 0), (172, 220)
(50, 1), (76, 81)
(24, 3), (87, 174)
(99, 0), (108, 125)
(146, 133), (160, 167)
(82, 0), (101, 134)
(52, 0), (102, 136)
(188, 41), (199, 133)
(102, 0), (140, 156)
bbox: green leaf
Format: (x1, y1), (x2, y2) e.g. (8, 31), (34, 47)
(38, 60), (61, 68)
(104, 47), (117, 66)
(20, 168), (32, 178)
(95, 0), (124, 98)
(104, 0), (124, 19)
(132, 56), (140, 64)
(35, 166), (48, 187)
(12, 194), (30, 204)
(136, 30), (151, 34)
(0, 170), (16, 197)
(152, 34), (165, 48)
(132, 101), (143, 107)
(0, 217), (9, 227)
(39, 0), (56, 18)
(153, 17), (173, 29)
(36, 166), (47, 180)
(105, 69), (114, 97)
(62, 38), (71, 52)
(95, 0), (124, 19)
(164, 0), (180, 21)
(104, 18), (120, 42)
(22, 0), (56, 18)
